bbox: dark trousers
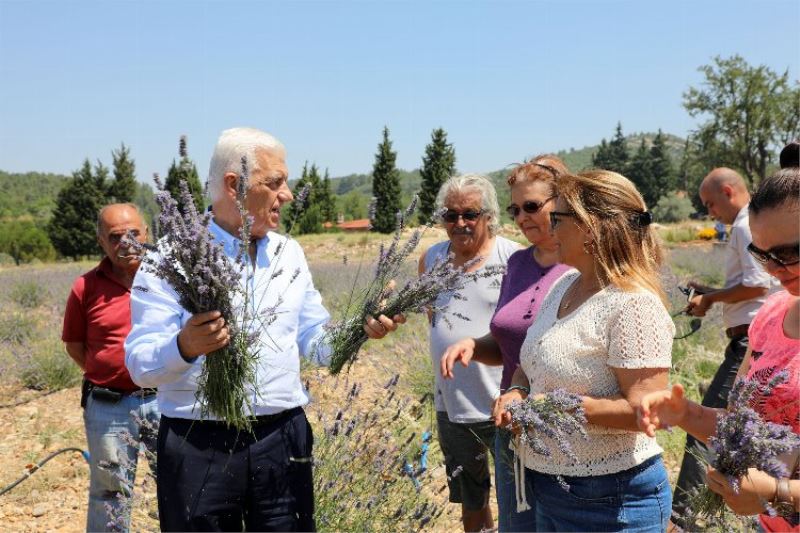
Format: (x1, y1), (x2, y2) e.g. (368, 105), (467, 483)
(156, 407), (315, 532)
(672, 334), (749, 529)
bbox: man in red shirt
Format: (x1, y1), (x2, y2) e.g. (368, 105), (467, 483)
(62, 203), (159, 533)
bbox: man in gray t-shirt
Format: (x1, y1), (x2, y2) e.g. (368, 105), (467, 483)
(418, 173), (519, 532)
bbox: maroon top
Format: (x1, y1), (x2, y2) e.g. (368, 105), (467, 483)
(489, 246), (571, 389)
(62, 257), (138, 391)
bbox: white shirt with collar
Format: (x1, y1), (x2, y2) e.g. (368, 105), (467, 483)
(124, 219), (331, 419)
(722, 204), (774, 329)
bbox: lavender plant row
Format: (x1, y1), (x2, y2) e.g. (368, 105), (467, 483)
(694, 370), (800, 520)
(505, 389), (588, 461)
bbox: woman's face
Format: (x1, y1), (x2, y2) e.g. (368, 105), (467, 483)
(549, 196), (588, 267)
(508, 180), (556, 247)
(749, 206), (800, 296)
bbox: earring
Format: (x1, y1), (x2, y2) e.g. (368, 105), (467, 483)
(582, 240), (595, 255)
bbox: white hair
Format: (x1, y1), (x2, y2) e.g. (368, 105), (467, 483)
(434, 173), (500, 235)
(207, 127), (286, 202)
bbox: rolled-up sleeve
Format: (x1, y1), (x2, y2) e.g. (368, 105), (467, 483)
(124, 265), (196, 387)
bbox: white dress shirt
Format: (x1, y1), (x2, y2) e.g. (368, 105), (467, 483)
(722, 205), (774, 329)
(124, 219), (331, 419)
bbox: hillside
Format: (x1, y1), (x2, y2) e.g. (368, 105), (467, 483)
(1, 131), (686, 223)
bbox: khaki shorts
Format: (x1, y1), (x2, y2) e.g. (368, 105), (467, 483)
(436, 411), (496, 511)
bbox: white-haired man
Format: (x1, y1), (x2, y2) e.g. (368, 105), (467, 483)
(418, 174), (520, 532)
(125, 127), (400, 532)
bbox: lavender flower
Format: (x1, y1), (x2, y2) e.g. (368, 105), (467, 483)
(505, 389), (588, 462)
(692, 370), (800, 520)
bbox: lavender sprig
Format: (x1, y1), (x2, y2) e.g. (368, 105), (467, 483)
(505, 389), (588, 461)
(692, 370), (800, 520)
(324, 196), (504, 374)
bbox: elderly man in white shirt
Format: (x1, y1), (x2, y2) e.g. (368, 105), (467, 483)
(671, 167), (774, 530)
(125, 127), (399, 532)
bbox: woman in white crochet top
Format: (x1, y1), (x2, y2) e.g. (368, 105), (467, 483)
(493, 170), (675, 532)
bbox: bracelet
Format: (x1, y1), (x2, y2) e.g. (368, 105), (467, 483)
(505, 385), (530, 396)
(776, 477), (792, 505)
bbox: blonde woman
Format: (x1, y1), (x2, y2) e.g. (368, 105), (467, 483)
(493, 170), (674, 531)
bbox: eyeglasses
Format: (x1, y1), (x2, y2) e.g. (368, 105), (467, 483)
(747, 242), (800, 268)
(442, 210), (484, 223)
(549, 211), (576, 229)
(506, 197), (555, 218)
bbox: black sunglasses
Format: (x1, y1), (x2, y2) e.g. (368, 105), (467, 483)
(442, 209), (484, 223)
(506, 197), (555, 218)
(549, 211), (576, 229)
(747, 242), (800, 268)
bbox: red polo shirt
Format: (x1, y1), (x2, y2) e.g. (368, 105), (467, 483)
(62, 257), (138, 392)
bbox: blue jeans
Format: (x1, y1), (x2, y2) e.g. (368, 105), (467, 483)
(532, 455), (671, 532)
(83, 392), (159, 532)
(495, 429), (536, 532)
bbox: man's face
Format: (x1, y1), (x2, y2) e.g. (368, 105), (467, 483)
(699, 183), (735, 224)
(246, 149), (292, 238)
(443, 189), (491, 256)
(97, 206), (147, 272)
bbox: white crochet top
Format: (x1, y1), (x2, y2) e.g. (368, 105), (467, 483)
(518, 271), (674, 477)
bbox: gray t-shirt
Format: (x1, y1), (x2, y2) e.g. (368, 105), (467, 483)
(425, 236), (519, 423)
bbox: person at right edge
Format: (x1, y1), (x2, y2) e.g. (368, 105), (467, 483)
(672, 167), (775, 530)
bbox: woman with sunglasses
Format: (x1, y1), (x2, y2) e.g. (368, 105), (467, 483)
(440, 155), (573, 532)
(493, 170), (675, 531)
(639, 168), (800, 532)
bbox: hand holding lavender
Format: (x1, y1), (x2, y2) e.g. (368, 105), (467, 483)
(693, 370), (800, 520)
(505, 389), (589, 461)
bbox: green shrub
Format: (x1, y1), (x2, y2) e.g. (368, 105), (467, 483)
(652, 195), (694, 223)
(19, 342), (82, 391)
(659, 226), (696, 244)
(10, 281), (47, 308)
(0, 312), (36, 343)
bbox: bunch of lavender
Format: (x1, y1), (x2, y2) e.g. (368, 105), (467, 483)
(324, 196), (505, 374)
(505, 389), (588, 461)
(693, 370), (800, 520)
(126, 161), (259, 430)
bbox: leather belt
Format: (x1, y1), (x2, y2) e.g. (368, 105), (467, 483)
(725, 324), (750, 339)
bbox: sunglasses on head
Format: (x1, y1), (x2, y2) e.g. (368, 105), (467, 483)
(506, 197), (554, 218)
(747, 242), (800, 268)
(442, 209), (484, 223)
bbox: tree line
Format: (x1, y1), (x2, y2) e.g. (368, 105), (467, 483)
(1, 54), (795, 262)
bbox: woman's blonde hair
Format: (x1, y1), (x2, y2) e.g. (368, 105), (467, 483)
(556, 170), (666, 303)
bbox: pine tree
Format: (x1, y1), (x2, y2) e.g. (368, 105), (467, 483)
(109, 143), (137, 202)
(592, 139), (614, 170)
(649, 130), (675, 200)
(164, 135), (204, 214)
(419, 128), (456, 224)
(47, 159), (107, 259)
(319, 168), (337, 223)
(627, 139), (657, 208)
(93, 160), (110, 200)
(287, 162), (310, 229)
(371, 127), (402, 233)
(607, 122), (629, 174)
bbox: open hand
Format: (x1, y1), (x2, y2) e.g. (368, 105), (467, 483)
(637, 383), (689, 437)
(440, 338), (477, 379)
(177, 310), (229, 360)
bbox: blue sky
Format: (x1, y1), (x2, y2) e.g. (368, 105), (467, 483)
(0, 0), (797, 184)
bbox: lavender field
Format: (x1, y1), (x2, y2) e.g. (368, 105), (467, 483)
(0, 236), (730, 531)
